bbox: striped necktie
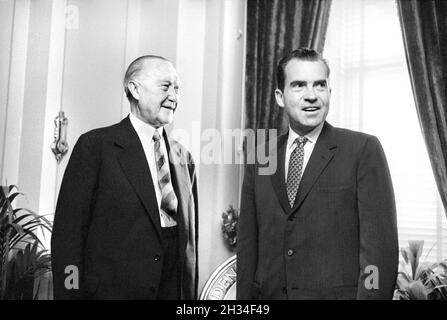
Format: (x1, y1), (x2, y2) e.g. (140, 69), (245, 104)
(286, 136), (308, 207)
(153, 130), (178, 225)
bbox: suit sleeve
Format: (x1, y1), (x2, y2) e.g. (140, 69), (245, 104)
(51, 133), (100, 300)
(236, 163), (258, 300)
(356, 136), (399, 299)
(188, 154), (199, 300)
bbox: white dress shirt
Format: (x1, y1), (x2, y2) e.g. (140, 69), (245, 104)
(285, 122), (324, 182)
(129, 113), (176, 227)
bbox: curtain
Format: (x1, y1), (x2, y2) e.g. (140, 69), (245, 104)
(396, 0), (447, 216)
(245, 0), (332, 135)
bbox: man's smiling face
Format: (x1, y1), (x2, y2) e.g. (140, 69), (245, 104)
(132, 59), (180, 128)
(275, 59), (331, 135)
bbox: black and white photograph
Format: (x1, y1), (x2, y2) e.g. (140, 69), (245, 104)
(0, 0), (446, 305)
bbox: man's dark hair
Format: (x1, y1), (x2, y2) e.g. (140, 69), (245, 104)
(123, 55), (169, 103)
(276, 48), (330, 91)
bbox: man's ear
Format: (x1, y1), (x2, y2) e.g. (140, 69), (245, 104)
(127, 81), (140, 101)
(274, 88), (285, 108)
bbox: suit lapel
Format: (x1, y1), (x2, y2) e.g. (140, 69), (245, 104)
(291, 122), (337, 214)
(115, 117), (163, 241)
(270, 134), (291, 214)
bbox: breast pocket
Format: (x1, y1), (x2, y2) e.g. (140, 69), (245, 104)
(314, 184), (355, 209)
(315, 184), (354, 193)
(305, 184), (356, 235)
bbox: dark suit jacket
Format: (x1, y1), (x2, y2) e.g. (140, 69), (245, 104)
(51, 116), (198, 300)
(236, 122), (398, 300)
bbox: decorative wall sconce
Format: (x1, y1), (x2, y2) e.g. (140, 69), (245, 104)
(51, 111), (69, 163)
(222, 205), (239, 251)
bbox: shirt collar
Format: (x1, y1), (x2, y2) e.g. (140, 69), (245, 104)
(287, 121), (325, 150)
(129, 112), (164, 142)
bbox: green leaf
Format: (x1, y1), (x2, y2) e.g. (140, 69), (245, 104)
(33, 279), (41, 300)
(408, 280), (428, 300)
(396, 276), (409, 290)
(394, 289), (410, 300)
(401, 248), (409, 264)
(9, 223), (24, 235)
(407, 240), (424, 280)
(397, 271), (411, 284)
(7, 192), (21, 206)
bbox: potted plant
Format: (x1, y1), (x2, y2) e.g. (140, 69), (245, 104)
(394, 240), (447, 300)
(0, 185), (52, 300)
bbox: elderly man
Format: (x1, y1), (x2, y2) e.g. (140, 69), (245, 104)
(237, 48), (398, 300)
(52, 55), (198, 300)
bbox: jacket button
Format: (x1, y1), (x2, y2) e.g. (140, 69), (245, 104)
(283, 287), (288, 294)
(150, 287), (156, 294)
(288, 216), (295, 222)
(154, 254), (161, 261)
(287, 249), (294, 256)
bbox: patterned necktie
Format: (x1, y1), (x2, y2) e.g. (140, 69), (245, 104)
(153, 130), (178, 224)
(286, 136), (308, 208)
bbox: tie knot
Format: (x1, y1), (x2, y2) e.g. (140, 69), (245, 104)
(153, 130), (161, 142)
(295, 136), (307, 146)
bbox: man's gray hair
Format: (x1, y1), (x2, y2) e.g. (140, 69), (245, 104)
(123, 55), (169, 103)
